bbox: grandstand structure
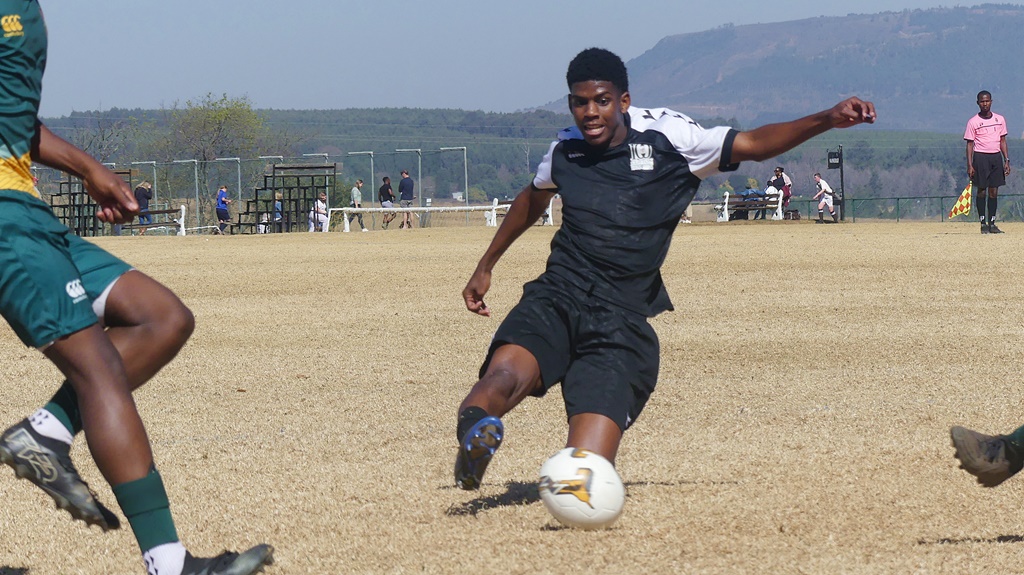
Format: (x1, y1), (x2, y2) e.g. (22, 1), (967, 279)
(48, 168), (133, 236)
(234, 162), (336, 233)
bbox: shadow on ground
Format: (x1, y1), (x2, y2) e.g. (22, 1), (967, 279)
(918, 535), (1024, 545)
(445, 481), (540, 517)
(443, 477), (741, 518)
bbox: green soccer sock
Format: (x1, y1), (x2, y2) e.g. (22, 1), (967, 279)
(1006, 424), (1024, 451)
(112, 467), (180, 552)
(43, 381), (82, 436)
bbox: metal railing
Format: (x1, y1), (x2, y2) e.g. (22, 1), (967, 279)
(791, 193), (1024, 223)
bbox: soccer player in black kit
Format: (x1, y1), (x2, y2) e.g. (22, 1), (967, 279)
(453, 47), (876, 491)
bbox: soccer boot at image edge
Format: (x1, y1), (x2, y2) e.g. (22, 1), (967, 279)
(454, 416), (503, 490)
(0, 419), (120, 530)
(951, 425), (1024, 487)
(180, 544), (274, 575)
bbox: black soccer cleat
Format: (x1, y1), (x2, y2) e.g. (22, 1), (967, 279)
(180, 544), (274, 575)
(0, 419), (120, 530)
(951, 425), (1024, 487)
(989, 224), (1004, 234)
(454, 416), (503, 490)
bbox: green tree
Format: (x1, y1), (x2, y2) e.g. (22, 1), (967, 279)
(168, 94), (266, 224)
(172, 93), (263, 161)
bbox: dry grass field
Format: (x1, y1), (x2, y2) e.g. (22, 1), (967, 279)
(2, 219), (1024, 574)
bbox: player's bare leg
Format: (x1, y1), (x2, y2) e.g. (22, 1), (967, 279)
(566, 413), (623, 465)
(103, 271), (195, 391)
(455, 344), (541, 489)
(44, 325), (152, 485)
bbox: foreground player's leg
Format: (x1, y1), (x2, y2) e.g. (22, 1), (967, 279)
(39, 272), (194, 434)
(8, 274), (273, 573)
(951, 425), (1024, 487)
(3, 272), (194, 530)
(455, 344), (541, 490)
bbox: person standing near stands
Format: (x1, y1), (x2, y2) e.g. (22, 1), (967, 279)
(215, 184), (231, 234)
(965, 90), (1010, 234)
(133, 181), (153, 235)
(273, 192), (283, 233)
(398, 169), (415, 229)
(0, 2), (274, 573)
(348, 179), (368, 232)
(812, 173), (838, 224)
(379, 176), (397, 229)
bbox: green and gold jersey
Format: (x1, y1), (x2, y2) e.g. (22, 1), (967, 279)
(0, 0), (45, 197)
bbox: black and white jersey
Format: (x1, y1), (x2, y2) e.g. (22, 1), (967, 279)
(536, 107), (738, 317)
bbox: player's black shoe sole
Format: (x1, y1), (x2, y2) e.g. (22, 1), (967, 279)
(454, 416), (503, 490)
(0, 419), (120, 530)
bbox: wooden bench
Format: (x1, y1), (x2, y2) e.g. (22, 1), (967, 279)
(120, 205), (187, 236)
(715, 189), (785, 222)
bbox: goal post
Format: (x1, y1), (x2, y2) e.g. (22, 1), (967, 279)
(327, 200), (512, 232)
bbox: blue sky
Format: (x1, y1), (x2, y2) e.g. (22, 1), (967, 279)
(41, 0), (968, 117)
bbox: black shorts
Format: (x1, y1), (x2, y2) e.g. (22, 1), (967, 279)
(479, 275), (659, 431)
(216, 208), (230, 222)
(973, 151), (1006, 189)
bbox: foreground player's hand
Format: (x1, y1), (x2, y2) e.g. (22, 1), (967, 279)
(830, 97), (876, 128)
(84, 166), (138, 223)
(463, 270), (492, 317)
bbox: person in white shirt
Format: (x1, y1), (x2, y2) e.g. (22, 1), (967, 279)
(308, 192), (329, 232)
(812, 173), (837, 224)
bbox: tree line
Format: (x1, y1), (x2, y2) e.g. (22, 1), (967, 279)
(41, 96), (1020, 222)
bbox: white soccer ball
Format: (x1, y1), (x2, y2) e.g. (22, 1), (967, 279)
(538, 447), (625, 530)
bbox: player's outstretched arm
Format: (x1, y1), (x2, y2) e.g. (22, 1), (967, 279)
(31, 123), (138, 223)
(463, 183), (556, 316)
(732, 97), (876, 163)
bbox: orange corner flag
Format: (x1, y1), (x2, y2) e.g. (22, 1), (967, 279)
(949, 183), (972, 219)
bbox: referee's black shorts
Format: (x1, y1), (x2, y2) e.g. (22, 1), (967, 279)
(479, 274), (659, 432)
(973, 151), (1006, 189)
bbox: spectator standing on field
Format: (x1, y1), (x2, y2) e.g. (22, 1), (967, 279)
(215, 185), (231, 234)
(965, 90), (1010, 234)
(379, 176), (397, 229)
(812, 173), (838, 224)
(398, 169), (415, 229)
(348, 179), (368, 232)
(273, 192), (283, 233)
(133, 181), (153, 235)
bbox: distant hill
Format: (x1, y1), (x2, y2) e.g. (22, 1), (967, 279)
(542, 4), (1024, 135)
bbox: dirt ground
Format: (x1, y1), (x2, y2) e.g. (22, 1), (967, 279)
(1, 219), (1023, 575)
